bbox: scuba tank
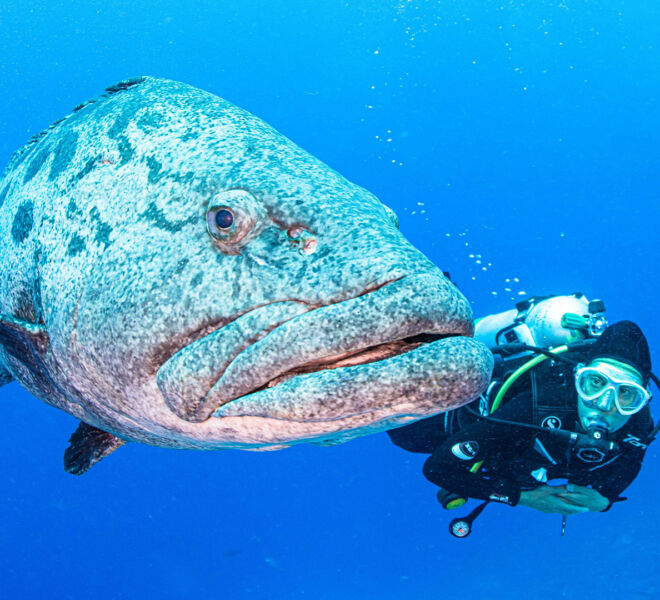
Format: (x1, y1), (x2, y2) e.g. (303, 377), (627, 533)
(474, 293), (608, 353)
(473, 293), (609, 429)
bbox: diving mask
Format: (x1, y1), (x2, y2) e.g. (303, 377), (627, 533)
(575, 363), (650, 416)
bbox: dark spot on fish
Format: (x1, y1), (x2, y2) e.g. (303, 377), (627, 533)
(180, 129), (197, 142)
(49, 130), (79, 181)
(141, 200), (197, 233)
(0, 184), (9, 209)
(67, 234), (86, 256)
(89, 207), (113, 246)
(7, 146), (30, 171)
(191, 271), (204, 288)
(146, 156), (164, 184)
(175, 258), (189, 275)
(137, 111), (164, 133)
(66, 198), (82, 219)
(24, 148), (50, 183)
(176, 171), (197, 186)
(116, 135), (134, 166)
(108, 110), (133, 140)
(75, 156), (98, 181)
(11, 201), (34, 243)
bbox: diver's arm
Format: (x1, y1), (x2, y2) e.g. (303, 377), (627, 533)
(422, 394), (534, 506)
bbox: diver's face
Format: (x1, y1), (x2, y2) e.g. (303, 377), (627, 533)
(576, 359), (644, 433)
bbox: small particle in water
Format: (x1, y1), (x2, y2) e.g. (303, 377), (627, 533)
(514, 278), (520, 282)
(482, 267), (487, 271)
(475, 260), (482, 264)
(505, 288), (511, 292)
(445, 233), (451, 237)
(505, 278), (511, 282)
(518, 290), (527, 295)
(471, 276), (476, 280)
(469, 253), (475, 258)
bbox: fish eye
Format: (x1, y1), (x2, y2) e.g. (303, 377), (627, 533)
(206, 189), (264, 248)
(213, 208), (234, 230)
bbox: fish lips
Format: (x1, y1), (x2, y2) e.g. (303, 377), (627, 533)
(213, 336), (493, 436)
(156, 273), (487, 423)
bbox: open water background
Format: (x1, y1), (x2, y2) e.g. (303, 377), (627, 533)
(1, 2), (658, 598)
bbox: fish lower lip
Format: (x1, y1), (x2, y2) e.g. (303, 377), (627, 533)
(243, 333), (455, 395)
(213, 336), (493, 424)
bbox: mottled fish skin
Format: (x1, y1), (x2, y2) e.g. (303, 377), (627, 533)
(0, 77), (492, 454)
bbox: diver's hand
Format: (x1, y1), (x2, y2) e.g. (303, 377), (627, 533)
(518, 485), (590, 515)
(556, 483), (610, 512)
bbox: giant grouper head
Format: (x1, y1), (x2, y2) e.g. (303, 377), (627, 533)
(1, 77), (493, 450)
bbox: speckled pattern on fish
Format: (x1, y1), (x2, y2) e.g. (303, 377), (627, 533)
(0, 77), (492, 474)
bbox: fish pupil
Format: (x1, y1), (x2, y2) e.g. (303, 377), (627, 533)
(215, 209), (234, 229)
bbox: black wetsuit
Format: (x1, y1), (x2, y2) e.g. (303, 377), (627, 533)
(388, 360), (653, 508)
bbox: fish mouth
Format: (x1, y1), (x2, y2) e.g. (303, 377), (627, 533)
(253, 333), (447, 392)
(156, 273), (479, 423)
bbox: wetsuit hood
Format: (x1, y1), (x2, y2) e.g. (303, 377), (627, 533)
(587, 321), (651, 385)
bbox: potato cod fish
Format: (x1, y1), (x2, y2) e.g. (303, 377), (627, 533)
(0, 77), (492, 474)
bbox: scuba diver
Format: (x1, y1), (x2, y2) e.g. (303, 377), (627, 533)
(387, 294), (658, 537)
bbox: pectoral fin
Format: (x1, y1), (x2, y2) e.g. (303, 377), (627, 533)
(64, 421), (126, 475)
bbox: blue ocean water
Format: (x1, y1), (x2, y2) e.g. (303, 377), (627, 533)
(0, 1), (658, 598)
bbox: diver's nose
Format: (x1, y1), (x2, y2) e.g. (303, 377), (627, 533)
(595, 389), (616, 412)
